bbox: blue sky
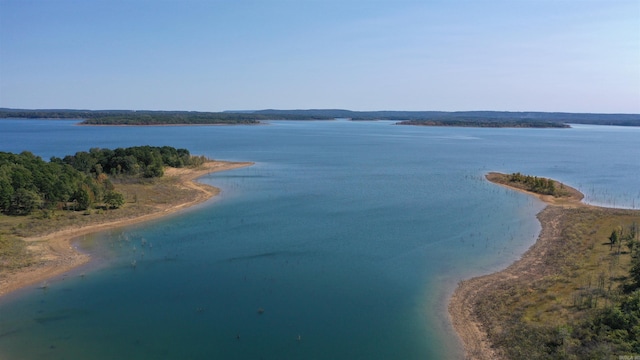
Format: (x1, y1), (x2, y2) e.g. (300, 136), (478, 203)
(1, 0), (638, 113)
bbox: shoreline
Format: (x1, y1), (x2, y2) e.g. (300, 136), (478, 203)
(0, 160), (253, 299)
(448, 173), (586, 360)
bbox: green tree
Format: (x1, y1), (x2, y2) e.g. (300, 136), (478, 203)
(627, 237), (638, 256)
(63, 151), (96, 174)
(72, 185), (93, 211)
(631, 257), (640, 290)
(9, 164), (34, 191)
(0, 171), (14, 212)
(627, 223), (639, 256)
(103, 191), (125, 209)
(144, 163), (163, 178)
(610, 230), (619, 250)
(8, 188), (42, 215)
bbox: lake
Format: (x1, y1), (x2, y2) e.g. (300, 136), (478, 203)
(0, 119), (638, 359)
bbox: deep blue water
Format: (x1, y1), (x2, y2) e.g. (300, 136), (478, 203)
(0, 119), (638, 359)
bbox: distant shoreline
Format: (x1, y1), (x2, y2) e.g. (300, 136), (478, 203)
(0, 161), (253, 299)
(2, 109), (639, 127)
(395, 120), (571, 128)
(447, 172), (585, 359)
(76, 122), (265, 127)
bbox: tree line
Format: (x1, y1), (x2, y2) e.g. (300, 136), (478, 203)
(508, 172), (558, 195)
(55, 145), (205, 178)
(396, 119), (570, 128)
(0, 146), (203, 215)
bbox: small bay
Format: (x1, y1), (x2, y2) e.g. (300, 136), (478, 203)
(0, 119), (638, 359)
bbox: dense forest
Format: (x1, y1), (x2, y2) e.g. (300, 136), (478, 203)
(0, 146), (203, 215)
(2, 108), (639, 126)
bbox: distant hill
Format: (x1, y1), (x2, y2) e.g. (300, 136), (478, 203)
(245, 109), (640, 126)
(2, 108), (639, 126)
(395, 119), (570, 128)
(0, 109), (262, 125)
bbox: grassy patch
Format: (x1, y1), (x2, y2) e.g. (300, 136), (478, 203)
(0, 173), (206, 274)
(475, 207), (640, 359)
(0, 235), (33, 274)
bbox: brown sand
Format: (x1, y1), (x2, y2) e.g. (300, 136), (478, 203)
(0, 161), (252, 298)
(448, 173), (585, 360)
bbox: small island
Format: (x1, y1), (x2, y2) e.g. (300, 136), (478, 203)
(0, 146), (252, 297)
(395, 119), (571, 128)
(449, 172), (640, 359)
(485, 172), (584, 203)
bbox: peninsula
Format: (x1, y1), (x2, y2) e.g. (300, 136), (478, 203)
(0, 147), (252, 298)
(449, 173), (640, 359)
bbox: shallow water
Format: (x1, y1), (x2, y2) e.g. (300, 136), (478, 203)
(0, 120), (638, 359)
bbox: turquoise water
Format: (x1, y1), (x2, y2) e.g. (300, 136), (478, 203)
(0, 120), (638, 359)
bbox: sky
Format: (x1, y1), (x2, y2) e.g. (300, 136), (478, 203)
(0, 0), (639, 113)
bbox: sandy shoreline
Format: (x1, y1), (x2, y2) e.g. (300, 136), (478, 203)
(0, 161), (253, 298)
(448, 173), (585, 360)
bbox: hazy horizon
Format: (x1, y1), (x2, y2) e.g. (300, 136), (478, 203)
(2, 107), (639, 116)
(1, 0), (638, 114)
